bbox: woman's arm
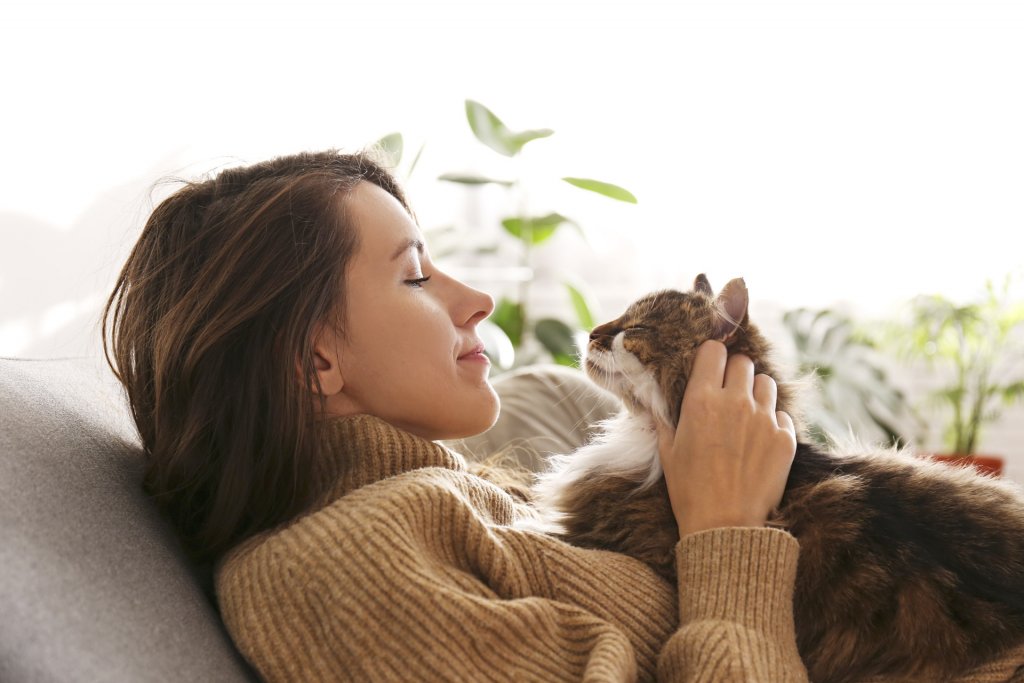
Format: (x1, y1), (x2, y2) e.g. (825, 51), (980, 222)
(217, 495), (808, 682)
(217, 501), (653, 682)
(658, 527), (809, 681)
(653, 340), (808, 680)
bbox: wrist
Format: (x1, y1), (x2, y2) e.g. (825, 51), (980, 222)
(677, 514), (766, 537)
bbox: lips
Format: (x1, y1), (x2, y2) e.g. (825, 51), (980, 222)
(457, 342), (486, 360)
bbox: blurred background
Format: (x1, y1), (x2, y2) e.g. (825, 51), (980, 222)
(2, 0), (1023, 478)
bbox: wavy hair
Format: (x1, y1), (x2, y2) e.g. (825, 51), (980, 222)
(101, 149), (411, 601)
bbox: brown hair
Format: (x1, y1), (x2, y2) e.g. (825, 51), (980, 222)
(101, 149), (411, 599)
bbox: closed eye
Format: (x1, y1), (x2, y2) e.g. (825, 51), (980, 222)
(405, 275), (432, 288)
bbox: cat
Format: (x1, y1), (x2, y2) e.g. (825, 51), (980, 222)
(528, 274), (1024, 683)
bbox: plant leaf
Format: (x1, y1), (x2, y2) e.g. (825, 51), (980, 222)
(562, 177), (638, 203)
(407, 142), (426, 178)
(465, 100), (514, 156)
(501, 213), (573, 245)
(565, 282), (596, 330)
(491, 298), (524, 348)
(374, 132), (403, 167)
(508, 128), (555, 154)
(1003, 380), (1024, 404)
(465, 100), (553, 157)
(438, 173), (515, 187)
(534, 318), (578, 367)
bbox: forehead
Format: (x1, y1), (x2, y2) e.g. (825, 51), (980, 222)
(345, 181), (422, 258)
(630, 289), (692, 311)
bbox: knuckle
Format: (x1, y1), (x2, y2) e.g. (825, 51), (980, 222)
(729, 353), (753, 369)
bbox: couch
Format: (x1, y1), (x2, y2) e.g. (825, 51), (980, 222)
(0, 355), (619, 682)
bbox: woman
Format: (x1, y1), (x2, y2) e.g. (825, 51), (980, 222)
(100, 149), (1019, 682)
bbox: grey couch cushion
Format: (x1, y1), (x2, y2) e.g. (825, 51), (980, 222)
(0, 356), (258, 683)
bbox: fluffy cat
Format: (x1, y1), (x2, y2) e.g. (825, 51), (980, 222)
(528, 274), (1024, 683)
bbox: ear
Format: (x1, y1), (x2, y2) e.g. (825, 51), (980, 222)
(693, 273), (714, 296)
(297, 324), (345, 396)
(712, 278), (749, 342)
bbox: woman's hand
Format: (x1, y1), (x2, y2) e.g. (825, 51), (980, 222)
(656, 340), (797, 538)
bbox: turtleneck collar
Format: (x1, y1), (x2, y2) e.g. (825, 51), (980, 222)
(308, 413), (468, 509)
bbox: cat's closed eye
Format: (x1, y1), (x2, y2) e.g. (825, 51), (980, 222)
(624, 326), (649, 335)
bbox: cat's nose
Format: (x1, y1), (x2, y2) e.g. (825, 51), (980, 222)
(589, 331), (615, 351)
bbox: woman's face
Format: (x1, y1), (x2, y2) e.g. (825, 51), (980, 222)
(311, 180), (499, 441)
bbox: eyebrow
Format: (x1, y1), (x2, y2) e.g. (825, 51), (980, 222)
(390, 238), (425, 261)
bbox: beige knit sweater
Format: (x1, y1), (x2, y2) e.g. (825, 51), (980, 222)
(215, 414), (1024, 682)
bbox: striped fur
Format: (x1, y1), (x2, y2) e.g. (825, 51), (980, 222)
(532, 275), (1024, 683)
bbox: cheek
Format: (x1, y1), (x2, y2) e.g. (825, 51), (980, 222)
(343, 296), (430, 378)
(389, 300), (456, 370)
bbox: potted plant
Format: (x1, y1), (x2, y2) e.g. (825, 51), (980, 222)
(888, 275), (1024, 476)
(782, 307), (922, 450)
(438, 100), (637, 370)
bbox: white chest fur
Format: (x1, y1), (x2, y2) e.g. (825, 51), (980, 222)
(513, 410), (662, 534)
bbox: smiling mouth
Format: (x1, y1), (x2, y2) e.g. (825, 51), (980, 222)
(457, 342), (486, 360)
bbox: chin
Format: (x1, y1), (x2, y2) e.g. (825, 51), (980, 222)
(432, 385), (500, 441)
(584, 348), (668, 424)
(464, 388), (501, 437)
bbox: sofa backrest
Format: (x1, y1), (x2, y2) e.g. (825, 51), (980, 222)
(0, 356), (259, 683)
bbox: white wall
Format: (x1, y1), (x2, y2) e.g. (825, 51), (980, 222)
(2, 0), (1023, 479)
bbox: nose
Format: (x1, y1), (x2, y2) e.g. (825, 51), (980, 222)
(459, 283), (494, 327)
(589, 321), (618, 346)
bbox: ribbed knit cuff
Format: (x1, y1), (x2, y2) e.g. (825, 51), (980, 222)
(676, 527), (800, 635)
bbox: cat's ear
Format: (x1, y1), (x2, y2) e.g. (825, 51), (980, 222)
(693, 273), (714, 296)
(712, 278), (749, 342)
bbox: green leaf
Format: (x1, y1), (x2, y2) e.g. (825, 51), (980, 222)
(465, 100), (553, 157)
(465, 100), (513, 156)
(407, 142), (426, 178)
(562, 177), (638, 203)
(1003, 380), (1024, 404)
(501, 213), (573, 245)
(534, 318), (578, 367)
(491, 298), (525, 348)
(438, 173), (515, 187)
(374, 132), (403, 167)
(565, 282), (596, 330)
(508, 128), (555, 154)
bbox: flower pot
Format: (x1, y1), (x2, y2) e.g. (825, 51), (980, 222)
(925, 453), (1004, 477)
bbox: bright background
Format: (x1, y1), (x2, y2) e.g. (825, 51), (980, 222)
(2, 0), (1023, 475)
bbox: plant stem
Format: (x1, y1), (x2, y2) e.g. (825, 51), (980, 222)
(953, 323), (969, 453)
(514, 172), (531, 347)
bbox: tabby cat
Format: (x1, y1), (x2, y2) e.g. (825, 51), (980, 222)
(529, 274), (1024, 683)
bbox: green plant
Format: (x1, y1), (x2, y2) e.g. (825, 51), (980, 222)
(782, 307), (920, 449)
(439, 99), (638, 369)
(372, 132), (425, 181)
(889, 275), (1024, 455)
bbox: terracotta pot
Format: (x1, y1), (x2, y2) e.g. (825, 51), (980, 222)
(925, 453), (1004, 477)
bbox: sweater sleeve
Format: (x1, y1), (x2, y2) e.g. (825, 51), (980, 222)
(657, 526), (810, 682)
(217, 488), (807, 682)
